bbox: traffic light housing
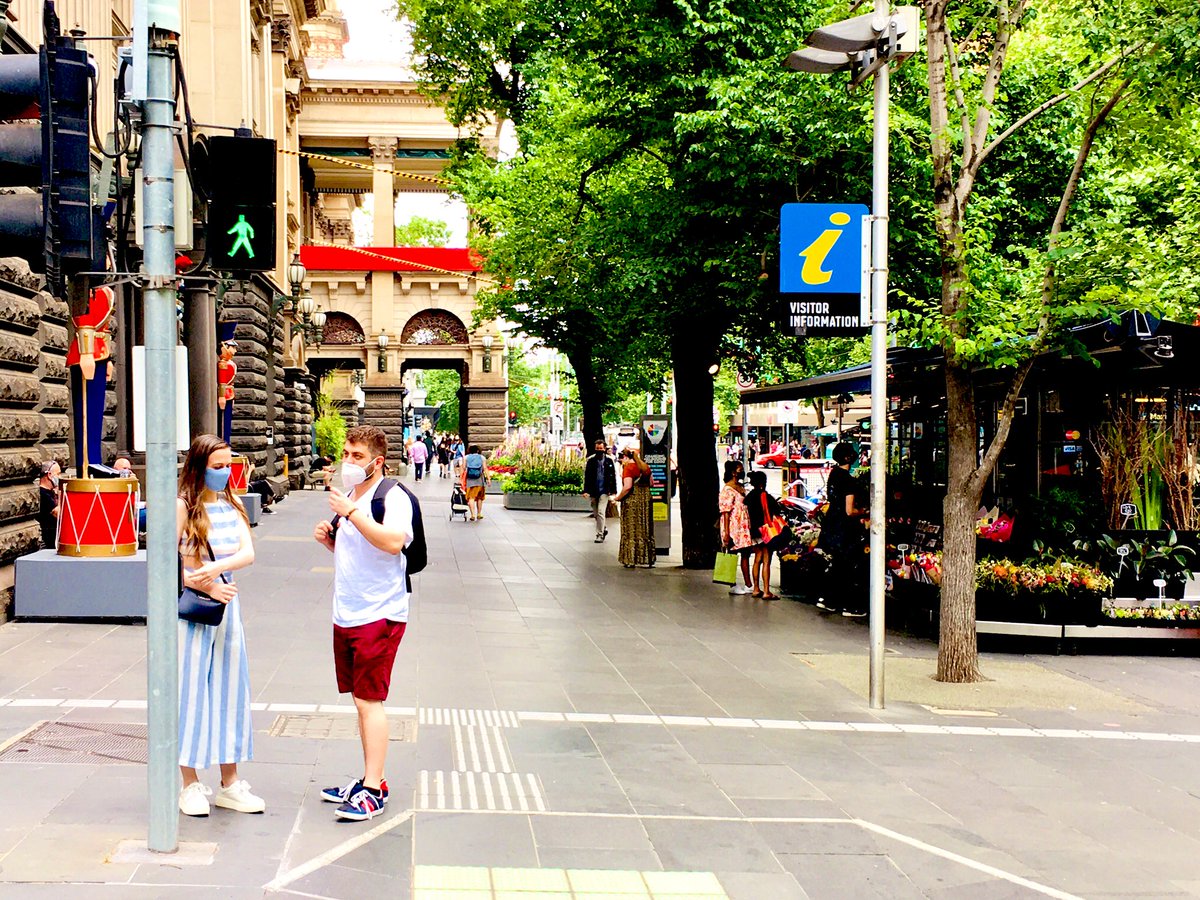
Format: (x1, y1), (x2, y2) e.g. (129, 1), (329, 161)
(195, 134), (277, 273)
(0, 7), (98, 295)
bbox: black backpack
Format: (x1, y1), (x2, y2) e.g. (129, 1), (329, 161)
(332, 477), (427, 589)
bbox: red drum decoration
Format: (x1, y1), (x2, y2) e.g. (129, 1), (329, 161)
(56, 478), (139, 557)
(229, 456), (250, 495)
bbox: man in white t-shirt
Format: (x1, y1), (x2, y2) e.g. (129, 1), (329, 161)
(314, 425), (413, 822)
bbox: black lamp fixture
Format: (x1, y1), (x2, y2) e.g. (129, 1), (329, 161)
(481, 334), (494, 373)
(377, 329), (389, 372)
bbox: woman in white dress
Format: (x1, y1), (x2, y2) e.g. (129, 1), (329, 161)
(176, 433), (262, 817)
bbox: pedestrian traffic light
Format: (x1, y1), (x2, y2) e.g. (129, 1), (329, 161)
(0, 8), (98, 296)
(508, 410), (517, 424)
(196, 134), (277, 273)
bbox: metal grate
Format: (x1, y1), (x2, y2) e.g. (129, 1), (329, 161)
(0, 721), (148, 765)
(269, 714), (417, 742)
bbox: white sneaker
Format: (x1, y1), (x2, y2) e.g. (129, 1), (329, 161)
(213, 779), (266, 813)
(179, 781), (212, 817)
(729, 584), (751, 595)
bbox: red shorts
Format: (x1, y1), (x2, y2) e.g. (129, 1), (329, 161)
(333, 619), (407, 701)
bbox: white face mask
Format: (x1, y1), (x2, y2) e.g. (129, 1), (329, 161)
(340, 459), (376, 491)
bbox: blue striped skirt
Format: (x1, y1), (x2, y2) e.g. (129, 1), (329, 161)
(178, 595), (253, 769)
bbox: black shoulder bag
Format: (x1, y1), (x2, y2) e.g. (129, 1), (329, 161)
(178, 538), (232, 627)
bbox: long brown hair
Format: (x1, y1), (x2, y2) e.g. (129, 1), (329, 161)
(178, 433), (248, 552)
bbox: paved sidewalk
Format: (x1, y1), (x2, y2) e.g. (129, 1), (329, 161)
(1, 474), (1199, 898)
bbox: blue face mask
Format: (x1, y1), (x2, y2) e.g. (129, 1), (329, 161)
(205, 466), (231, 493)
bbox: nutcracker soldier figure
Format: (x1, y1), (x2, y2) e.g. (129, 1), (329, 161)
(217, 321), (237, 444)
(66, 286), (115, 474)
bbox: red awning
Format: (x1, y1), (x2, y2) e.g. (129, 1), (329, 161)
(300, 245), (483, 273)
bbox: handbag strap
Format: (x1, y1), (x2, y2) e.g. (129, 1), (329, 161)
(199, 538), (230, 584)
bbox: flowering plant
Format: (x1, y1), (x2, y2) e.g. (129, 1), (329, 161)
(504, 447), (585, 494)
(892, 550), (943, 585)
(975, 559), (1112, 596)
(1104, 603), (1200, 622)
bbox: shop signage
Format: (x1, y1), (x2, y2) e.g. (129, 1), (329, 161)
(779, 202), (870, 337)
(1119, 503), (1138, 520)
(641, 416), (672, 554)
(1064, 429), (1081, 440)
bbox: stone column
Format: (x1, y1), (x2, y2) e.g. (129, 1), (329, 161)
(368, 137), (397, 366)
(184, 281), (218, 438)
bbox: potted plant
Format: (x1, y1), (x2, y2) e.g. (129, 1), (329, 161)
(1076, 532), (1195, 601)
(974, 558), (1112, 625)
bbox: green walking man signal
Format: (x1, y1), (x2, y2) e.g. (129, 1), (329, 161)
(227, 214), (255, 259)
(195, 134), (277, 272)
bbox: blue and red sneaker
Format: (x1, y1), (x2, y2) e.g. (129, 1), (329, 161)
(335, 784), (387, 821)
(321, 777), (388, 805)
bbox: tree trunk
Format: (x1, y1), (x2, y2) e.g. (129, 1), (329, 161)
(671, 335), (719, 569)
(567, 349), (605, 447)
(937, 360), (985, 683)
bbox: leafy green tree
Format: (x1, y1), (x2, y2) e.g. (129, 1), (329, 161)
(421, 368), (461, 432)
(906, 0), (1200, 681)
(394, 216), (452, 247)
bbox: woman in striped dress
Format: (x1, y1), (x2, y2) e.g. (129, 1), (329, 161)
(176, 434), (262, 817)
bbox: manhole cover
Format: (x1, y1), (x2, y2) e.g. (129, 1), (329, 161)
(269, 714), (417, 741)
(0, 721), (148, 765)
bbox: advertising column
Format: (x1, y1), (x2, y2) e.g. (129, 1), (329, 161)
(641, 415), (671, 555)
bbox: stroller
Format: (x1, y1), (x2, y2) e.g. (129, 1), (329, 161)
(450, 484), (470, 521)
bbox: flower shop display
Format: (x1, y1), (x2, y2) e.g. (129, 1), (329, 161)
(974, 558), (1112, 624)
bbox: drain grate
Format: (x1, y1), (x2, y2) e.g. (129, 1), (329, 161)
(269, 714), (417, 742)
(0, 721), (148, 765)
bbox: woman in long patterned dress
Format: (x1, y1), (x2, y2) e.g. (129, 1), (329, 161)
(718, 460), (754, 595)
(614, 449), (656, 568)
(176, 434), (262, 817)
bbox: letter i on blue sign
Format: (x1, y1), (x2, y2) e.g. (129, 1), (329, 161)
(779, 203), (869, 294)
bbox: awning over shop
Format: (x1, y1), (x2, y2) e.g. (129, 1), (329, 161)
(738, 349), (939, 405)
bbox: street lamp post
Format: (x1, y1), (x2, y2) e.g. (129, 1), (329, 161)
(786, 4), (918, 710)
(377, 329), (389, 373)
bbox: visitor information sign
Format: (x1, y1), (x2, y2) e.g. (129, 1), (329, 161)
(779, 202), (870, 337)
(641, 415), (671, 554)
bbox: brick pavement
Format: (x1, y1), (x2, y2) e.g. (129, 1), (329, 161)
(0, 473), (1198, 898)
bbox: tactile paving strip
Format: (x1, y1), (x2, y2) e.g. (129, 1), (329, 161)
(0, 721), (148, 765)
(268, 714), (417, 741)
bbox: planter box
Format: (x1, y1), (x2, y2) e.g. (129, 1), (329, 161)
(504, 492), (553, 511)
(976, 588), (1103, 626)
(551, 494), (591, 512)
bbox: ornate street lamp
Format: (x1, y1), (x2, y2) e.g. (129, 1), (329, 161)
(377, 329), (389, 373)
(481, 333), (494, 373)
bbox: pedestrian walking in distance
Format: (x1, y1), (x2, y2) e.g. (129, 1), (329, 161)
(314, 425), (416, 821)
(409, 435), (428, 481)
(613, 448), (655, 567)
(583, 438), (617, 543)
(176, 434), (263, 817)
(718, 460), (755, 595)
(461, 444), (488, 521)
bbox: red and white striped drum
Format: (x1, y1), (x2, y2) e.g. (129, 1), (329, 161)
(56, 477), (139, 557)
(228, 456), (250, 495)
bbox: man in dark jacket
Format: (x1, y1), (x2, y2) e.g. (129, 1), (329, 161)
(583, 439), (618, 543)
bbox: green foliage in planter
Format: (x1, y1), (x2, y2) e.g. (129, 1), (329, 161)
(1026, 485), (1103, 551)
(505, 448), (585, 495)
(314, 411), (348, 460)
(1075, 531), (1196, 586)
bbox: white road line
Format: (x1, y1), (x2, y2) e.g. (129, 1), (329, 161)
(3, 697), (1195, 745)
(466, 722), (481, 771)
(263, 809), (415, 893)
(482, 772), (495, 809)
(497, 772), (512, 810)
(435, 770), (445, 810)
(466, 772), (478, 810)
(480, 723), (497, 772)
(854, 819), (1084, 900)
(453, 725), (466, 771)
(491, 725), (512, 772)
(418, 770), (428, 809)
(527, 773), (546, 812)
(451, 771), (461, 809)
